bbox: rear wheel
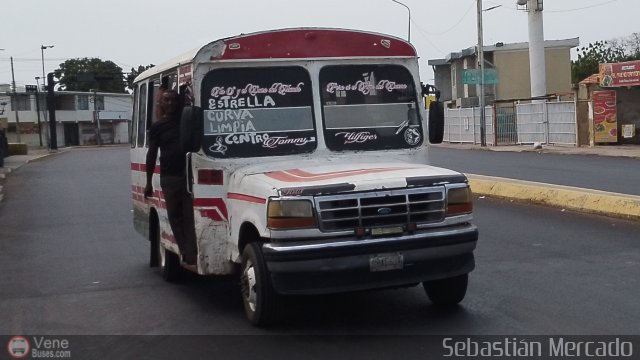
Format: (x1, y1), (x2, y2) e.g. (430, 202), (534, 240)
(159, 241), (182, 282)
(240, 242), (282, 326)
(423, 274), (468, 306)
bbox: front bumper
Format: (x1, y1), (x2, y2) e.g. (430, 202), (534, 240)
(262, 223), (478, 295)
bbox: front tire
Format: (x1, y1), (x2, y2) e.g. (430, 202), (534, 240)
(159, 241), (182, 282)
(423, 274), (468, 306)
(240, 242), (282, 326)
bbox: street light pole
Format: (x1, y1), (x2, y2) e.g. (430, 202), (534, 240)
(391, 0), (411, 42)
(41, 45), (54, 91)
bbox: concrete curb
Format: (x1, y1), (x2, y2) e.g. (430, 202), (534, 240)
(468, 174), (640, 221)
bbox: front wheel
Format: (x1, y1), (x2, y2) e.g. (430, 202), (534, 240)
(159, 242), (182, 282)
(423, 274), (468, 306)
(240, 242), (282, 326)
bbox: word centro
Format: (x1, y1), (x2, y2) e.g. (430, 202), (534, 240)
(210, 132), (315, 148)
(442, 337), (634, 358)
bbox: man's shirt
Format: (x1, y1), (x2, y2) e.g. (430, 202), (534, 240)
(148, 120), (186, 177)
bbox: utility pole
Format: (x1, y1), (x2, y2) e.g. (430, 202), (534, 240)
(527, 0), (546, 99)
(476, 0), (486, 146)
(91, 89), (102, 145)
(35, 77), (50, 148)
(47, 72), (58, 150)
(10, 57), (21, 143)
(33, 85), (43, 147)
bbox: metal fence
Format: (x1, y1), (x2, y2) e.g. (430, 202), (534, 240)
(443, 107), (495, 145)
(516, 101), (577, 146)
(495, 104), (518, 145)
(444, 101), (576, 146)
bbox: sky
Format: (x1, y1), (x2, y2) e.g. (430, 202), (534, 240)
(1, 0), (638, 89)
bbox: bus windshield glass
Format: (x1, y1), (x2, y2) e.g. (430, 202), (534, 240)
(320, 65), (423, 151)
(201, 67), (316, 158)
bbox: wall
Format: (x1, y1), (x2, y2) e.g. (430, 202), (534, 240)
(494, 47), (573, 100)
(433, 64), (453, 102)
(546, 48), (573, 96)
(451, 62), (465, 102)
(494, 50), (530, 100)
(575, 99), (591, 146)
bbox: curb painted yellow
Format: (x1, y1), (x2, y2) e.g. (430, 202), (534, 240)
(467, 174), (640, 220)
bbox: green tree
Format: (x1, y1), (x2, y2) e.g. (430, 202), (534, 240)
(54, 58), (127, 93)
(572, 41), (619, 84)
(126, 64), (155, 90)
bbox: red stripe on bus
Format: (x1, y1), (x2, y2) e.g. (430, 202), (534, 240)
(227, 193), (266, 204)
(193, 198), (228, 220)
(130, 163), (160, 174)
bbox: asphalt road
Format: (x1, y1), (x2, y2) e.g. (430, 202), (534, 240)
(429, 147), (640, 195)
(0, 147), (638, 356)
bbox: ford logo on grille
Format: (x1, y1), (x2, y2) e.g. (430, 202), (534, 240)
(377, 207), (392, 215)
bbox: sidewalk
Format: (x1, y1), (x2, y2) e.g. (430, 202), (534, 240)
(433, 142), (640, 158)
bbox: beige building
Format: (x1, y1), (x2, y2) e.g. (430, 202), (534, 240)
(0, 89), (132, 147)
(428, 38), (579, 108)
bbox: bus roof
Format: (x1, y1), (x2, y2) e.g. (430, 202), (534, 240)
(135, 28), (416, 83)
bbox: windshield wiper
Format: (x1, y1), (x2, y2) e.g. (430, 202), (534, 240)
(395, 119), (409, 135)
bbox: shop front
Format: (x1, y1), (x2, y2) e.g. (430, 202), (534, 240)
(596, 60), (640, 144)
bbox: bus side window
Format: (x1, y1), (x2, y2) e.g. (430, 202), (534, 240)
(130, 86), (139, 148)
(137, 83), (147, 147)
(150, 73), (178, 126)
(164, 73), (178, 91)
(149, 80), (160, 126)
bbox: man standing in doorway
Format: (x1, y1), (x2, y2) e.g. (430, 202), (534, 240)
(144, 89), (197, 265)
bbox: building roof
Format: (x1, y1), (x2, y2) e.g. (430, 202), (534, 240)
(428, 38), (580, 66)
(579, 73), (600, 85)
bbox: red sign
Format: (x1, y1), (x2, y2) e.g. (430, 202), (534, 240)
(599, 60), (640, 87)
(593, 90), (617, 143)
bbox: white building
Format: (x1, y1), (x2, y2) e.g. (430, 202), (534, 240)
(0, 89), (132, 147)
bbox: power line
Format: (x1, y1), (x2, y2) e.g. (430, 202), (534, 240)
(546, 0), (620, 13)
(415, 0), (477, 36)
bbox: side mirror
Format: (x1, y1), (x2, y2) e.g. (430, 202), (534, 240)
(428, 101), (444, 144)
(180, 106), (203, 152)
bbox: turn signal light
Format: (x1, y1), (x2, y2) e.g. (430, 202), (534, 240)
(267, 200), (316, 229)
(446, 186), (473, 216)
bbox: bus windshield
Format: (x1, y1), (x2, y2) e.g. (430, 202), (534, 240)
(320, 65), (423, 151)
(201, 67), (316, 158)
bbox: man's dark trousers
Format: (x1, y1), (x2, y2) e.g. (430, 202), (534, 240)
(160, 175), (197, 263)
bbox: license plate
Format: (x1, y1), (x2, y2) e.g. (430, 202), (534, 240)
(369, 253), (404, 272)
(371, 226), (403, 236)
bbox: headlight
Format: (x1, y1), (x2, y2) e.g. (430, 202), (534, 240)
(267, 200), (316, 229)
(446, 186), (473, 216)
